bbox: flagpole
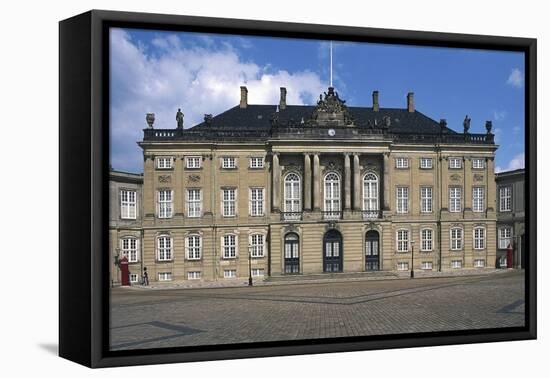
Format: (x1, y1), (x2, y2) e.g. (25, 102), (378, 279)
(330, 41), (333, 88)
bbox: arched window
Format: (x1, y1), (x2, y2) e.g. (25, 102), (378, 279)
(284, 173), (301, 213)
(324, 172), (341, 215)
(363, 172), (379, 217)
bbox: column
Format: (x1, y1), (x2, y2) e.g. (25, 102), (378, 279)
(272, 152), (280, 212)
(344, 153), (351, 210)
(353, 153), (361, 211)
(313, 153), (320, 211)
(304, 153), (312, 210)
(383, 153), (391, 210)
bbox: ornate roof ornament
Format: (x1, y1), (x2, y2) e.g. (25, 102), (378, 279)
(307, 87), (355, 127)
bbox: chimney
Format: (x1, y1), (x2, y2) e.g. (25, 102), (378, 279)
(240, 86), (248, 108)
(407, 92), (415, 113)
(372, 90), (379, 112)
(279, 87), (287, 110)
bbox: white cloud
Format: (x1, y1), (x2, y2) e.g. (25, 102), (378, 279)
(495, 152), (525, 173)
(110, 29), (326, 172)
(492, 110), (507, 121)
(506, 68), (524, 88)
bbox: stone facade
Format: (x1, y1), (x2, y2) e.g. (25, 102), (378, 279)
(111, 86), (499, 284)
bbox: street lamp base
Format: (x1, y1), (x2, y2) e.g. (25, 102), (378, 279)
(248, 277), (253, 286)
(410, 271), (415, 278)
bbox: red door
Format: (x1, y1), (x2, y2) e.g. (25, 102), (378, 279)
(119, 256), (130, 286)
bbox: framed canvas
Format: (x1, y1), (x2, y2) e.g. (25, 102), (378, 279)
(59, 10), (537, 368)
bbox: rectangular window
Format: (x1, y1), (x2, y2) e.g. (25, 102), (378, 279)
(397, 262), (409, 271)
(157, 236), (172, 261)
(473, 187), (485, 213)
(451, 260), (462, 269)
(396, 186), (409, 214)
(395, 157), (409, 169)
(449, 157), (462, 169)
(156, 157), (173, 169)
(252, 268), (265, 277)
(420, 186), (433, 213)
(222, 234), (237, 259)
(157, 190), (173, 218)
(249, 157), (264, 168)
(187, 189), (202, 217)
(474, 227), (485, 249)
(250, 188), (264, 216)
(120, 189), (137, 219)
(250, 234), (265, 257)
(186, 235), (202, 260)
(222, 188), (236, 217)
(129, 273), (139, 283)
(397, 230), (409, 252)
(499, 186), (512, 212)
(187, 271), (201, 280)
(121, 238), (139, 262)
(472, 158), (485, 169)
(474, 259), (485, 268)
(158, 272), (172, 281)
(420, 157), (433, 169)
(186, 156), (201, 169)
(499, 227), (512, 249)
(421, 229), (433, 251)
(449, 187), (462, 213)
(221, 157), (236, 169)
(224, 269), (237, 278)
(450, 228), (463, 250)
(421, 261), (433, 270)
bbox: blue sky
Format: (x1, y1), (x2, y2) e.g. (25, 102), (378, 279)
(110, 28), (525, 173)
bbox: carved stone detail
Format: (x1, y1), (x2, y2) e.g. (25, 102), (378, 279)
(158, 175), (171, 183)
(188, 175), (201, 183)
(450, 173), (462, 182)
(473, 174), (484, 182)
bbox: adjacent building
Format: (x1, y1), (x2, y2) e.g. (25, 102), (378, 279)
(111, 86), (500, 284)
(495, 168), (525, 268)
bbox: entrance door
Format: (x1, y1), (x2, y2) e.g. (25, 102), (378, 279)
(323, 230), (343, 272)
(284, 233), (300, 274)
(365, 230), (380, 271)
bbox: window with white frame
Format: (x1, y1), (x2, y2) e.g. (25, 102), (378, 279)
(420, 186), (433, 213)
(186, 234), (202, 260)
(187, 189), (202, 217)
(421, 261), (433, 270)
(222, 234), (237, 259)
(221, 157), (236, 169)
(157, 235), (172, 261)
(284, 173), (301, 213)
(498, 226), (512, 249)
(474, 227), (486, 250)
(187, 271), (201, 280)
(363, 173), (379, 213)
(324, 172), (341, 213)
(250, 188), (264, 216)
(397, 229), (409, 252)
(252, 268), (265, 277)
(449, 157), (462, 169)
(224, 269), (237, 278)
(395, 157), (409, 169)
(474, 259), (485, 268)
(121, 237), (139, 262)
(473, 187), (485, 213)
(186, 156), (201, 169)
(472, 158), (485, 169)
(397, 262), (409, 271)
(396, 186), (409, 214)
(157, 189), (173, 218)
(450, 228), (463, 250)
(451, 260), (462, 269)
(129, 273), (139, 283)
(158, 272), (172, 281)
(249, 157), (264, 168)
(499, 186), (512, 212)
(420, 157), (433, 169)
(421, 229), (433, 251)
(250, 234), (265, 257)
(449, 187), (462, 213)
(222, 188), (236, 217)
(156, 157), (173, 169)
(120, 189), (137, 219)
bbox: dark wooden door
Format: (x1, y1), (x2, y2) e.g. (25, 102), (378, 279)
(323, 230), (343, 272)
(284, 234), (300, 274)
(365, 230), (380, 271)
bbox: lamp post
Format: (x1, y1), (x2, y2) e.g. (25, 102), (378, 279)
(410, 240), (415, 279)
(248, 244), (253, 287)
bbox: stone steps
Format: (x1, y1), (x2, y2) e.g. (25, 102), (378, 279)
(265, 271), (399, 282)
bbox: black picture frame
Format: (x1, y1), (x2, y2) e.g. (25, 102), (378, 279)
(59, 9), (537, 368)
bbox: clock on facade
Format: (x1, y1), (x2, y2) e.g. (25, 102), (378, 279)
(328, 128), (336, 136)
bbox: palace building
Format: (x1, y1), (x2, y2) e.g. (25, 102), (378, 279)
(110, 86), (499, 284)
